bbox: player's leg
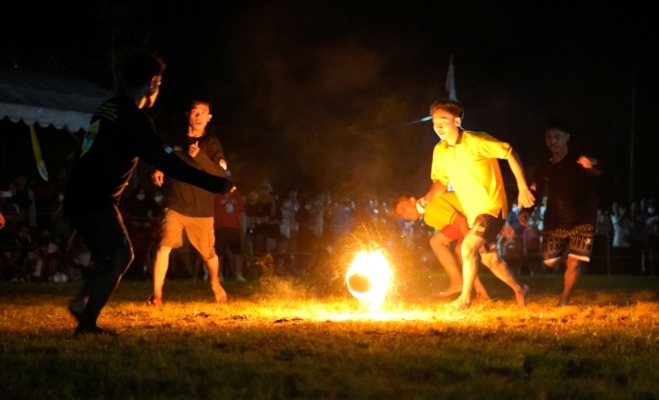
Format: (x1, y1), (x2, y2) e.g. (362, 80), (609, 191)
(449, 232), (485, 309)
(480, 249), (528, 306)
(148, 209), (183, 306)
(429, 230), (462, 295)
(186, 215), (227, 303)
(560, 224), (595, 306)
(70, 204), (132, 334)
(461, 214), (526, 307)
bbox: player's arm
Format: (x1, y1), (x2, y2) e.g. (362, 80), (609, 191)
(141, 142), (233, 194)
(418, 180), (447, 209)
(577, 155), (603, 176)
(505, 150), (535, 209)
(192, 150), (226, 177)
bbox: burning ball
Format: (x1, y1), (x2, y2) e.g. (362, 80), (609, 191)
(345, 249), (393, 311)
(347, 272), (371, 293)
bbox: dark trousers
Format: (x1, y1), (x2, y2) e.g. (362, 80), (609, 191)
(68, 204), (134, 328)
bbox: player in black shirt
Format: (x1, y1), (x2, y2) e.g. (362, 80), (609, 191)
(521, 119), (602, 306)
(147, 98), (229, 306)
(64, 52), (233, 336)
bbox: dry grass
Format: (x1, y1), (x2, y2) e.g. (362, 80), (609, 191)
(1, 272), (658, 400)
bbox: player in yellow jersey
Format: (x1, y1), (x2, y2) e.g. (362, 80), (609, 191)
(418, 99), (534, 309)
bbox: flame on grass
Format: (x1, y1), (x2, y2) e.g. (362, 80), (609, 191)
(345, 249), (393, 312)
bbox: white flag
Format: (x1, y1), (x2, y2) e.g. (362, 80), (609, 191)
(445, 54), (457, 101)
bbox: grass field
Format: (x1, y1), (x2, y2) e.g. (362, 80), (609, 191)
(0, 270), (658, 400)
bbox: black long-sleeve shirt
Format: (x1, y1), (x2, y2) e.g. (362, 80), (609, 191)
(64, 95), (232, 216)
(528, 151), (601, 230)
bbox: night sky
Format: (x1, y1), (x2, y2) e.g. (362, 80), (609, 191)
(2, 1), (658, 204)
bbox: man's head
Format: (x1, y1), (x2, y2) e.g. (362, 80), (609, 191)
(392, 192), (421, 221)
(544, 118), (571, 156)
(121, 51), (167, 108)
(429, 99), (463, 142)
(187, 98), (213, 135)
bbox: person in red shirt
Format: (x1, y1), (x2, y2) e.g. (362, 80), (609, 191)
(214, 182), (247, 282)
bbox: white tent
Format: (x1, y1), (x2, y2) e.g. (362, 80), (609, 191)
(0, 68), (111, 183)
(0, 67), (111, 133)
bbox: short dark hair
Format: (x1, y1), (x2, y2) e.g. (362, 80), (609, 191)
(121, 51), (167, 88)
(544, 117), (571, 134)
(188, 95), (213, 111)
(429, 99), (464, 119)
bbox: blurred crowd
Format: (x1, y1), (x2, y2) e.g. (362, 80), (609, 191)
(1, 170), (658, 283)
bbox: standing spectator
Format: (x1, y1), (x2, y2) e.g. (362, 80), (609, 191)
(47, 188), (71, 254)
(629, 201), (647, 274)
(214, 181), (247, 282)
(592, 207), (614, 274)
(1, 189), (20, 280)
(521, 215), (543, 275)
(611, 203), (634, 274)
(296, 190), (330, 274)
(275, 188), (301, 276)
(64, 52), (233, 335)
(148, 96), (230, 306)
(326, 192), (355, 250)
(417, 99), (532, 309)
(499, 202), (525, 275)
(2, 222), (36, 282)
(244, 182), (278, 258)
(9, 174), (37, 230)
(645, 198), (659, 276)
(521, 119), (602, 305)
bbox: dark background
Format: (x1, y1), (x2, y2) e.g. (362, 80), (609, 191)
(2, 0), (658, 205)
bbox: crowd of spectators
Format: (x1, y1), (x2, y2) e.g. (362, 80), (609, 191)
(1, 170), (658, 283)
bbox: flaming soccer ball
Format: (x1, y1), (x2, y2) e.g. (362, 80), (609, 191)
(345, 249), (393, 311)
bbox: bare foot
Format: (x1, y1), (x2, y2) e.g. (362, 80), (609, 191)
(515, 284), (529, 307)
(146, 295), (162, 307)
(448, 297), (470, 310)
(211, 282), (227, 303)
(558, 296), (570, 307)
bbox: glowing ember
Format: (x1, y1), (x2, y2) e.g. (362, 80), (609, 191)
(345, 250), (393, 311)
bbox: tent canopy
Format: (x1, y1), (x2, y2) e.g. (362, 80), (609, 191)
(0, 68), (111, 133)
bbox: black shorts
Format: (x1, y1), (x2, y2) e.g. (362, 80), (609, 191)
(470, 214), (505, 246)
(542, 224), (595, 262)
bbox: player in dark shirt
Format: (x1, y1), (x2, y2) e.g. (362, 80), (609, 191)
(147, 98), (229, 306)
(64, 52), (233, 336)
(522, 119), (602, 306)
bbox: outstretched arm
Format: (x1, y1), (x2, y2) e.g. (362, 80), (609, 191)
(142, 145), (233, 194)
(505, 150), (535, 209)
(577, 155), (603, 176)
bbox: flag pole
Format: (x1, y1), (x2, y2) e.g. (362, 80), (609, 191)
(445, 54), (458, 101)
